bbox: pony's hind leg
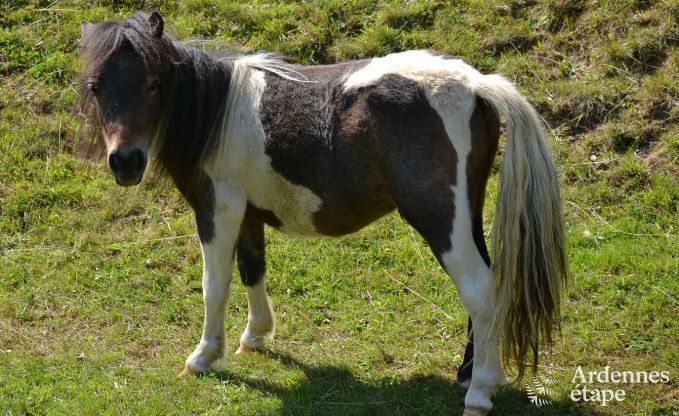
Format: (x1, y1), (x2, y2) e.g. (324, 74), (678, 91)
(396, 187), (505, 413)
(235, 219), (275, 353)
(388, 97), (503, 414)
(452, 96), (504, 413)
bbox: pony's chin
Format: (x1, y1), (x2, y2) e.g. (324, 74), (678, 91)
(114, 175), (142, 187)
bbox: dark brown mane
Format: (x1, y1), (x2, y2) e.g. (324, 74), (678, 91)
(79, 12), (233, 192)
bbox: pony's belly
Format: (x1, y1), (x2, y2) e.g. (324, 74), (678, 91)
(311, 195), (396, 237)
(247, 185), (395, 237)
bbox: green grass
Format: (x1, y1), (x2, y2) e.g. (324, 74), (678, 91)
(1, 0), (677, 415)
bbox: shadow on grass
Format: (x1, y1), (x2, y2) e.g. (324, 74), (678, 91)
(210, 351), (598, 416)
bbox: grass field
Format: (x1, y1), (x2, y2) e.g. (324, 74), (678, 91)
(1, 0), (677, 415)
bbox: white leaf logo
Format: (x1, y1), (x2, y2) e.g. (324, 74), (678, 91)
(525, 364), (557, 407)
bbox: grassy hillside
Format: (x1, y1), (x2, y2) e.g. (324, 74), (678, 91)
(1, 1), (677, 415)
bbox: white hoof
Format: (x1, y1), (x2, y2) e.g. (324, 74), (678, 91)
(235, 345), (257, 354)
(239, 327), (274, 351)
(462, 407), (489, 416)
(183, 342), (226, 375)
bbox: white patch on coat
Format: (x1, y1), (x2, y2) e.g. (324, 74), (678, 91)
(206, 55), (322, 235)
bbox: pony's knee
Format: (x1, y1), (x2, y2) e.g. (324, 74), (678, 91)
(238, 257), (265, 286)
(237, 220), (266, 287)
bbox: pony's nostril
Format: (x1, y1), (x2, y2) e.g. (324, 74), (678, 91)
(131, 148), (147, 170)
(108, 152), (120, 172)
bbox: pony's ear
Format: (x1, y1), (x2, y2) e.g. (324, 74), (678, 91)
(81, 20), (95, 44)
(149, 12), (164, 38)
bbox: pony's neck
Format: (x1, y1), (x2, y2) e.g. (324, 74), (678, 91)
(154, 40), (233, 190)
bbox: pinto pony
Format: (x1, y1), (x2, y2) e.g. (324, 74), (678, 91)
(79, 12), (567, 415)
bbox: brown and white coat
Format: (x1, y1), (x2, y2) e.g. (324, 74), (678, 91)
(80, 13), (568, 416)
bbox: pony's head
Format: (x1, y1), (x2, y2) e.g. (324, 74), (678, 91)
(80, 12), (168, 186)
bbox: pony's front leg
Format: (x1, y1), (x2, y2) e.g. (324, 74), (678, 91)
(235, 219), (275, 353)
(183, 188), (246, 375)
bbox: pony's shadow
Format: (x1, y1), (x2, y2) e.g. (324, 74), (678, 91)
(209, 351), (597, 415)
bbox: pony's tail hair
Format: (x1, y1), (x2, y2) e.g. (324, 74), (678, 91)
(474, 75), (568, 380)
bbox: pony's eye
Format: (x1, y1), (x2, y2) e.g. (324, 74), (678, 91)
(87, 82), (99, 94)
(148, 79), (160, 93)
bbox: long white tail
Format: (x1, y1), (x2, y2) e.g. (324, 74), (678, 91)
(475, 75), (568, 378)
